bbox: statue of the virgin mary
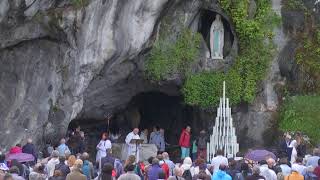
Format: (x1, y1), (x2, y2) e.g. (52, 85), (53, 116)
(210, 14), (224, 59)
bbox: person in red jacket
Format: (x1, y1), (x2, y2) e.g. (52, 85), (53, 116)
(179, 126), (191, 159)
(158, 154), (169, 179)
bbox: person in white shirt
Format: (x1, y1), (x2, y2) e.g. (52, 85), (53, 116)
(211, 149), (228, 173)
(125, 128), (141, 162)
(96, 132), (112, 163)
(279, 158), (291, 176)
(291, 157), (307, 176)
(46, 150), (60, 177)
(259, 160), (277, 180)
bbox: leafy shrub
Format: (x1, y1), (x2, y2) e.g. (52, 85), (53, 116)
(183, 70), (242, 107)
(145, 29), (201, 81)
(279, 96), (320, 144)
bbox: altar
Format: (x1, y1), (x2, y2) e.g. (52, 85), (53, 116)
(111, 143), (157, 162)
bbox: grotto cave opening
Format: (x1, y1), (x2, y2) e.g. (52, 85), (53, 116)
(199, 9), (234, 57)
(68, 91), (212, 160)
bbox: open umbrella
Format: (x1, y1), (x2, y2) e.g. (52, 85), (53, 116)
(6, 153), (35, 163)
(244, 149), (276, 162)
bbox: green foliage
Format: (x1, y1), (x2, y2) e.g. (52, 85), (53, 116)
(279, 96), (320, 144)
(295, 30), (320, 92)
(145, 29), (201, 81)
(182, 0), (279, 107)
(183, 70), (242, 107)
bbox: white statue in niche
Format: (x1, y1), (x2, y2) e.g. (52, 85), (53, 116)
(210, 14), (224, 59)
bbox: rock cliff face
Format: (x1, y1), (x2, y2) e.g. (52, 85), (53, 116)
(0, 0), (318, 150)
(0, 0), (170, 149)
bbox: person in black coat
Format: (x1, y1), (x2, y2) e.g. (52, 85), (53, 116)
(22, 138), (38, 164)
(278, 134), (292, 159)
(54, 156), (70, 178)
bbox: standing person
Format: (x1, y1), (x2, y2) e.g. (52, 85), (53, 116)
(211, 149), (228, 173)
(307, 148), (320, 168)
(259, 160), (277, 180)
(149, 126), (165, 154)
(47, 150), (60, 177)
(288, 139), (298, 164)
(9, 166), (25, 180)
(67, 125), (82, 154)
(118, 164), (140, 180)
(212, 165), (232, 180)
(149, 126), (157, 143)
(295, 133), (307, 158)
(279, 133), (291, 158)
(148, 158), (164, 180)
(57, 138), (70, 157)
(29, 164), (47, 180)
(194, 159), (211, 176)
(140, 129), (149, 144)
(284, 166), (304, 180)
(81, 152), (94, 180)
(67, 155), (77, 170)
(192, 164), (211, 180)
(291, 157), (307, 176)
(179, 126), (191, 159)
(181, 157), (194, 180)
(124, 155), (143, 179)
(278, 158), (291, 176)
(22, 138), (38, 164)
(191, 139), (197, 161)
(125, 128), (141, 162)
(168, 167), (185, 180)
(78, 131), (86, 154)
(246, 166), (266, 180)
(162, 152), (175, 176)
(158, 154), (169, 179)
(96, 133), (112, 163)
(197, 130), (207, 159)
(54, 156), (70, 178)
(66, 159), (86, 180)
(95, 163), (115, 180)
(49, 170), (64, 180)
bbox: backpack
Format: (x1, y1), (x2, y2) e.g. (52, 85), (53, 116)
(82, 160), (91, 180)
(134, 164), (143, 179)
(182, 169), (192, 180)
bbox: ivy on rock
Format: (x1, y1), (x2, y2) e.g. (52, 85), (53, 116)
(182, 0), (280, 107)
(145, 29), (201, 81)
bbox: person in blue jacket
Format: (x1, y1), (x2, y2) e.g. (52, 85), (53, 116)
(212, 165), (232, 180)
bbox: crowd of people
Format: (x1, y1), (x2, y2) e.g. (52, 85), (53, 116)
(0, 126), (320, 180)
